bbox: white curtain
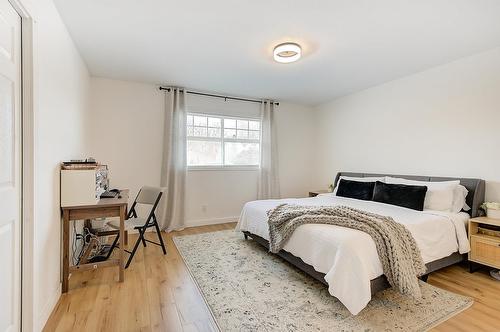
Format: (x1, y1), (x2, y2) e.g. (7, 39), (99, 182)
(258, 101), (280, 199)
(159, 88), (187, 231)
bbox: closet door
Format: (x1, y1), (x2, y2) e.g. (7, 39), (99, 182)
(0, 0), (21, 331)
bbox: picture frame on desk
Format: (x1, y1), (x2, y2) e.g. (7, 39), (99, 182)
(60, 164), (108, 207)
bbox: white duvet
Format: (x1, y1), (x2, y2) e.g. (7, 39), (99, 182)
(235, 193), (470, 315)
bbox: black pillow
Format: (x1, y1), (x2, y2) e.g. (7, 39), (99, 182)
(372, 181), (427, 211)
(336, 179), (375, 201)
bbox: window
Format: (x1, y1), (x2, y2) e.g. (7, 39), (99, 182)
(187, 113), (260, 167)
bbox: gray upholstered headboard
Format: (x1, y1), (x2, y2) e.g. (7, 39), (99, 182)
(334, 172), (485, 217)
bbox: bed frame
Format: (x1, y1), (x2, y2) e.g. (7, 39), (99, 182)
(242, 172), (485, 295)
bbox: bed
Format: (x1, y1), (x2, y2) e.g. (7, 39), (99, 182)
(235, 172), (485, 315)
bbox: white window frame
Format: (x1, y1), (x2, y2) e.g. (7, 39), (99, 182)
(187, 112), (261, 170)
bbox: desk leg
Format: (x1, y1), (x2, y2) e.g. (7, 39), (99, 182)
(119, 205), (125, 282)
(124, 205), (128, 245)
(62, 210), (70, 293)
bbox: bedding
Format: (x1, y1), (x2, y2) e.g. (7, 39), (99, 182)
(333, 176), (384, 194)
(452, 184), (471, 213)
(267, 204), (426, 298)
(236, 193), (470, 315)
(336, 179), (375, 200)
(385, 177), (459, 212)
(372, 181), (427, 211)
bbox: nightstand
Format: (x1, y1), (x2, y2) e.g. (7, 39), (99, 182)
(468, 217), (500, 272)
(309, 190), (330, 197)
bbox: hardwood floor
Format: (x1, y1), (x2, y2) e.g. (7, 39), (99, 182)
(44, 223), (500, 332)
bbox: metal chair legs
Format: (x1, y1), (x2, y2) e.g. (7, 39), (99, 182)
(153, 220), (167, 255)
(109, 221), (166, 269)
(125, 228), (145, 268)
(106, 233), (120, 260)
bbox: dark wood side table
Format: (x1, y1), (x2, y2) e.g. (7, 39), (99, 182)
(309, 190), (330, 197)
(61, 190), (129, 293)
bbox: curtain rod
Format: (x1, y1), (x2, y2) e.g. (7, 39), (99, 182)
(158, 86), (279, 106)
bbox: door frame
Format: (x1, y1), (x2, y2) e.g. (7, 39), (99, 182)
(8, 1), (35, 331)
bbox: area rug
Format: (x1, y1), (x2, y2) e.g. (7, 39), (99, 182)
(173, 230), (472, 332)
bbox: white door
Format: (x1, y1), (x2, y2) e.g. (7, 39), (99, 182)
(0, 0), (21, 331)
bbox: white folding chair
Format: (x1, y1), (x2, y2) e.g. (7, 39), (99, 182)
(107, 186), (166, 268)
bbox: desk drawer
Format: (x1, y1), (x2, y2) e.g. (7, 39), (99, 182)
(470, 235), (500, 268)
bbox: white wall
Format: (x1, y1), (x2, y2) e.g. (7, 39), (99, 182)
(314, 47), (500, 201)
(88, 78), (164, 206)
(88, 77), (315, 226)
(24, 0), (91, 330)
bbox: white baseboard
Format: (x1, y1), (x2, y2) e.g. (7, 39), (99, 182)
(185, 216), (239, 228)
(37, 283), (61, 332)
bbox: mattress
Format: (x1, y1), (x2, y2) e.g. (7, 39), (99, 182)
(235, 193), (470, 315)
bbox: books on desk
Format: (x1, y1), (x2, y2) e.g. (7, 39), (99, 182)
(62, 159), (98, 170)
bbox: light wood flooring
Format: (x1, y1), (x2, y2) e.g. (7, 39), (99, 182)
(44, 223), (500, 332)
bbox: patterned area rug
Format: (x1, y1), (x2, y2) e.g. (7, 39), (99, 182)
(173, 230), (472, 332)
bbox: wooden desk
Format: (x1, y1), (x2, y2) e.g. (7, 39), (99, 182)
(61, 190), (129, 293)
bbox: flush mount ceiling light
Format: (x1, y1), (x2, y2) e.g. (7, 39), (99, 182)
(273, 42), (301, 63)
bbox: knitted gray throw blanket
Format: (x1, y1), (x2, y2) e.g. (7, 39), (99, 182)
(267, 204), (427, 298)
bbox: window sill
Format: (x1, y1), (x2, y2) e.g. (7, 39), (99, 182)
(187, 166), (259, 172)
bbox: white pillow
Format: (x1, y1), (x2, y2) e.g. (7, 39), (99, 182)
(451, 184), (471, 213)
(385, 177), (459, 212)
(333, 176), (385, 195)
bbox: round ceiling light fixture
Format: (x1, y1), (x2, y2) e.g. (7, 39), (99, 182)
(273, 42), (301, 63)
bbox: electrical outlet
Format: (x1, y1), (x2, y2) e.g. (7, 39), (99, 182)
(201, 204), (207, 213)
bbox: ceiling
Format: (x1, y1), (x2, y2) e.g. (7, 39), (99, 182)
(54, 0), (500, 105)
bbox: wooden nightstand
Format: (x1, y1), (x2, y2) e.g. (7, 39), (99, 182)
(309, 190), (330, 197)
(468, 217), (500, 272)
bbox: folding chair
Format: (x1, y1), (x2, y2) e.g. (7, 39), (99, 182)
(106, 186), (166, 268)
